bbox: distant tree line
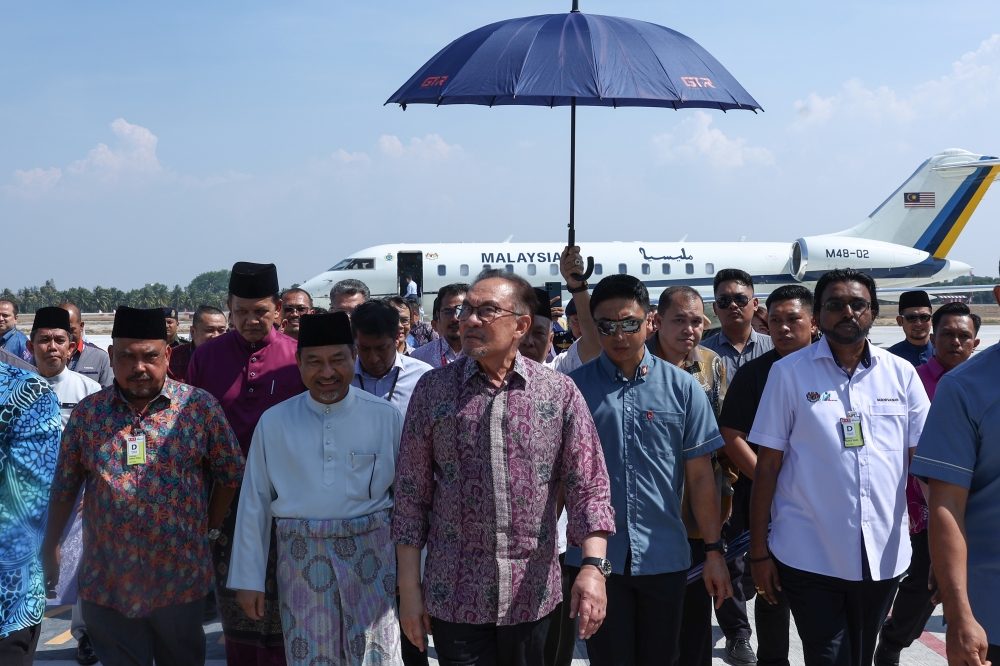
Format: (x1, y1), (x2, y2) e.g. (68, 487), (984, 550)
(924, 276), (1000, 305)
(1, 270), (234, 314)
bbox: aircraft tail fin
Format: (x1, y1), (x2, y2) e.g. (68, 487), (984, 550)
(834, 149), (1000, 258)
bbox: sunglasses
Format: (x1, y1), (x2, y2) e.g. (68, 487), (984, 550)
(716, 294), (751, 309)
(596, 318), (644, 336)
(823, 300), (871, 314)
(903, 314), (932, 324)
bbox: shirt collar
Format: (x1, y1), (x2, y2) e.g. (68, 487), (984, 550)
(0, 329), (14, 343)
(234, 327), (275, 352)
(305, 388), (356, 415)
(924, 354), (947, 381)
(114, 378), (174, 412)
(816, 335), (873, 371)
(460, 351), (529, 386)
(354, 352), (403, 380)
(719, 327), (767, 350)
(647, 332), (703, 370)
(598, 346), (654, 382)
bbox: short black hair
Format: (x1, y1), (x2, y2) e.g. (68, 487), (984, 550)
(656, 286), (702, 314)
(281, 288), (313, 306)
(765, 285), (813, 312)
(473, 270), (535, 316)
(591, 275), (650, 316)
(311, 307), (328, 315)
(0, 299), (18, 316)
(406, 299), (421, 316)
(932, 302), (982, 334)
(330, 279), (370, 302)
(813, 269), (879, 317)
(431, 296), (441, 321)
(351, 300), (400, 341)
(713, 269), (754, 294)
(437, 283), (470, 305)
(193, 305), (225, 327)
(383, 295), (409, 312)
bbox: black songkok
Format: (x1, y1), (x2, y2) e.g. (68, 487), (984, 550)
(32, 306), (71, 334)
(229, 262), (279, 299)
(533, 288), (553, 321)
(898, 290), (931, 313)
(565, 299), (577, 317)
(162, 307), (178, 320)
(297, 312), (353, 350)
(112, 307), (168, 340)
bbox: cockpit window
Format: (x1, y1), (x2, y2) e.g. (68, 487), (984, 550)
(328, 258), (375, 271)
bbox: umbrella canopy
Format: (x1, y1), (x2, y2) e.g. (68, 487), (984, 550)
(386, 11), (761, 111)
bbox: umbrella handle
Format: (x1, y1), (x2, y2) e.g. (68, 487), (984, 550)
(567, 228), (595, 282)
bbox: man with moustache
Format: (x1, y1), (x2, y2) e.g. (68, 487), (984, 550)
(278, 289), (313, 340)
(168, 305), (228, 382)
(518, 288), (555, 364)
(887, 291), (934, 367)
(750, 269), (929, 666)
(0, 299), (31, 362)
(59, 303), (114, 388)
(410, 283), (468, 369)
(186, 262), (305, 666)
(229, 313), (404, 666)
(719, 285), (818, 666)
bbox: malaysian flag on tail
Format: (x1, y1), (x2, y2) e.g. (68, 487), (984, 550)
(904, 192), (936, 208)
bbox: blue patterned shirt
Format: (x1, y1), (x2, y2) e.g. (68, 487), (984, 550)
(0, 362), (61, 636)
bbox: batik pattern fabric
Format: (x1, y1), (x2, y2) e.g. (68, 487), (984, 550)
(0, 363), (61, 636)
(276, 510), (400, 666)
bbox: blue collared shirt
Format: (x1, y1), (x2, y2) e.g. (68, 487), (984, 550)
(700, 327), (774, 381)
(351, 352), (432, 417)
(0, 328), (31, 363)
(886, 339), (933, 368)
(566, 348), (723, 576)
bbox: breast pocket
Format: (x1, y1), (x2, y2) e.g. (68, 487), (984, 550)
(345, 453), (394, 501)
(639, 411), (684, 459)
(868, 404), (907, 451)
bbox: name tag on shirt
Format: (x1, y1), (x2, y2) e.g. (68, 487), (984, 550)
(126, 434), (147, 465)
(840, 412), (865, 448)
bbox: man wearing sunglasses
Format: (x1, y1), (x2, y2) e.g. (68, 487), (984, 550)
(887, 291), (934, 368)
(278, 288), (314, 340)
(566, 275), (732, 666)
(749, 269), (929, 666)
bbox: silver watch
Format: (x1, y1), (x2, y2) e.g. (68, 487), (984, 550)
(207, 528), (222, 540)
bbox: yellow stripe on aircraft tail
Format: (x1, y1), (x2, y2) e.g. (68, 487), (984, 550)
(935, 165), (1000, 258)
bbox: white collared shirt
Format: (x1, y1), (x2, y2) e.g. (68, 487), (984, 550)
(44, 367), (102, 428)
(749, 337), (929, 581)
(351, 352), (432, 417)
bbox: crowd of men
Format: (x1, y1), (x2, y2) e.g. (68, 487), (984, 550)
(0, 254), (997, 666)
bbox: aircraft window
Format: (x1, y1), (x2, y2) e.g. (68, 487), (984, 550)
(662, 263), (671, 275)
(618, 263), (627, 274)
(549, 264), (559, 276)
(328, 257), (375, 271)
(527, 264), (536, 276)
(483, 264), (491, 271)
(438, 265), (447, 276)
(594, 264), (603, 275)
(641, 263), (650, 275)
(505, 264), (514, 273)
(685, 263), (694, 275)
(705, 263), (715, 275)
(460, 264), (469, 276)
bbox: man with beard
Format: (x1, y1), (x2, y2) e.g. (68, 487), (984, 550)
(168, 305), (228, 382)
(749, 269), (929, 666)
(186, 262), (305, 666)
(278, 289), (313, 340)
(887, 291), (933, 367)
(410, 283), (468, 369)
(59, 303), (114, 388)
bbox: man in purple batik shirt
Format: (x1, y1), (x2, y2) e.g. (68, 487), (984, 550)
(393, 269), (615, 666)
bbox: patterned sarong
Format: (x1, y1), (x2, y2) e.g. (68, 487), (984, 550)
(275, 510), (401, 666)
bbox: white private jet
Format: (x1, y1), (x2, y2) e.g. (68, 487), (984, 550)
(300, 148), (1000, 314)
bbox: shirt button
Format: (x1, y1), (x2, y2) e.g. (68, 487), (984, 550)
(626, 407), (632, 412)
(250, 372), (256, 377)
(326, 440), (330, 444)
(251, 357), (257, 363)
(248, 388), (254, 393)
(628, 464), (634, 470)
(326, 424), (331, 429)
(327, 456), (332, 461)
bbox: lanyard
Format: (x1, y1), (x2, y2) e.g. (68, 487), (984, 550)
(69, 352), (80, 372)
(440, 338), (449, 367)
(358, 366), (402, 403)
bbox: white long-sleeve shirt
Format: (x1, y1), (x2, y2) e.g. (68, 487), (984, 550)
(45, 367), (102, 428)
(228, 388), (403, 592)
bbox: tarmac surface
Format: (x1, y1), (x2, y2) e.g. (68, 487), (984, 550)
(38, 325), (987, 664)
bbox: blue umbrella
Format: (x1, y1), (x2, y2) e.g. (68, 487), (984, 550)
(387, 1), (762, 279)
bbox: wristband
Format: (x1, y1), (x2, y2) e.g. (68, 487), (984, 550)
(567, 282), (589, 294)
(748, 553), (772, 564)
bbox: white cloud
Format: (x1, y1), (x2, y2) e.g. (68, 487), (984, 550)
(179, 170), (254, 189)
(652, 112), (774, 168)
(377, 134), (461, 160)
(2, 167), (63, 197)
(794, 92), (837, 127)
(67, 118), (162, 178)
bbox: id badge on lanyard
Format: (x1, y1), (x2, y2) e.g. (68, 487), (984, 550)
(126, 434), (147, 465)
(840, 411), (865, 448)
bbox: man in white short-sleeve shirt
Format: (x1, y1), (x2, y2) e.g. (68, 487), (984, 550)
(748, 269), (929, 666)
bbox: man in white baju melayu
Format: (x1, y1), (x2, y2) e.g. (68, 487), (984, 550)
(228, 312), (404, 666)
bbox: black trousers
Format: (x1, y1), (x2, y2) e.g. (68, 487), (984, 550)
(543, 559), (579, 666)
(715, 475), (753, 641)
(81, 596), (207, 666)
(776, 558), (900, 666)
(0, 622), (40, 665)
(677, 539), (713, 666)
(877, 529), (935, 652)
(587, 561), (687, 666)
(990, 645), (1000, 662)
(431, 612), (553, 666)
(755, 588), (791, 666)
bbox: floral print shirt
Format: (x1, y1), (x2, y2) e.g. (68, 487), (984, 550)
(51, 379), (245, 617)
(392, 354), (615, 626)
(0, 363), (61, 636)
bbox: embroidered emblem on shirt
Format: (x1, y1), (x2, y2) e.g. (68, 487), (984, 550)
(640, 366), (648, 376)
(806, 391), (820, 402)
(647, 411), (654, 420)
(820, 392), (838, 402)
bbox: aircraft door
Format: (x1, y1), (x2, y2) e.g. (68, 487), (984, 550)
(397, 252), (423, 297)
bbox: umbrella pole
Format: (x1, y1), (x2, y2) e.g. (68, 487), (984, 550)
(568, 97), (595, 281)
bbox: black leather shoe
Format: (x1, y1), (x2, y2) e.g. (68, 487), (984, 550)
(76, 633), (99, 666)
(873, 640), (901, 666)
(725, 638), (758, 666)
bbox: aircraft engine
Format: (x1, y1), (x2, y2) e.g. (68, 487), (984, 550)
(789, 236), (930, 282)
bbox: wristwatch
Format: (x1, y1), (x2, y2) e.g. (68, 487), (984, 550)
(207, 528), (222, 541)
(581, 557), (612, 579)
(703, 539), (728, 555)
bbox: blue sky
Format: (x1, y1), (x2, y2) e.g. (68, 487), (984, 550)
(3, 1), (1000, 290)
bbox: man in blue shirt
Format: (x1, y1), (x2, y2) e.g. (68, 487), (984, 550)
(909, 284), (1000, 665)
(0, 299), (32, 363)
(886, 291), (933, 367)
(567, 275), (732, 666)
